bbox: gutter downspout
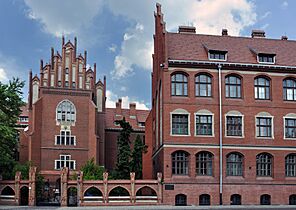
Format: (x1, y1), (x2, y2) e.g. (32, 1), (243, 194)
(218, 63), (223, 205)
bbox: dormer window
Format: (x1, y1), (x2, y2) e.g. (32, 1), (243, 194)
(208, 50), (227, 61)
(258, 53), (275, 64)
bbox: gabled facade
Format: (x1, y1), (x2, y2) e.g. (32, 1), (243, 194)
(147, 3), (296, 206)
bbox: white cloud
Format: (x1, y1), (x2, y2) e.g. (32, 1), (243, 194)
(260, 11), (271, 20)
(281, 1), (288, 9)
(106, 90), (149, 110)
(108, 44), (117, 53)
(120, 86), (127, 91)
(0, 68), (8, 83)
(261, 23), (270, 30)
(108, 0), (257, 79)
(24, 0), (103, 43)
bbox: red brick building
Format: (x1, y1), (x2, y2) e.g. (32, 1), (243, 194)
(20, 37), (149, 195)
(146, 3), (296, 206)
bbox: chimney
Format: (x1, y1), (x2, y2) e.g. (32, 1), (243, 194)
(281, 35), (288, 40)
(222, 29), (228, 36)
(251, 29), (265, 38)
(129, 103), (136, 118)
(178, 26), (196, 34)
(62, 35), (65, 46)
(116, 99), (122, 115)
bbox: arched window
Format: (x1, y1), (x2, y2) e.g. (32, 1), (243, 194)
(196, 152), (213, 176)
(256, 153), (272, 177)
(172, 151), (189, 175)
(199, 194), (210, 205)
(255, 77), (270, 100)
(171, 73), (188, 96)
(260, 194), (271, 205)
(231, 194), (241, 205)
(289, 194), (296, 205)
(175, 194), (187, 206)
(56, 100), (76, 123)
(225, 75), (241, 98)
(283, 78), (296, 101)
(195, 74), (212, 97)
(286, 154), (296, 177)
(226, 153), (243, 176)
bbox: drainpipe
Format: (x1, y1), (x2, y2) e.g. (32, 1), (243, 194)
(218, 63), (223, 205)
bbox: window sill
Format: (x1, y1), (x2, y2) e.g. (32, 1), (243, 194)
(225, 135), (244, 139)
(284, 138), (296, 140)
(195, 135), (215, 138)
(256, 137), (273, 140)
(256, 176), (273, 180)
(171, 134), (191, 137)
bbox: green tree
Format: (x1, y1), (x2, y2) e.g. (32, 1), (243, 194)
(114, 118), (133, 179)
(81, 158), (104, 180)
(13, 161), (31, 180)
(130, 135), (147, 179)
(0, 78), (25, 179)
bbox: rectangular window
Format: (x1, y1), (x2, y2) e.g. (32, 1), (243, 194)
(258, 54), (275, 63)
(209, 50), (227, 61)
(256, 117), (272, 138)
(226, 116), (242, 136)
(79, 76), (83, 89)
(72, 66), (76, 82)
(65, 56), (70, 68)
(196, 115), (212, 135)
(50, 74), (55, 87)
(285, 118), (296, 138)
(55, 130), (76, 145)
(55, 155), (76, 170)
(79, 63), (83, 72)
(172, 114), (189, 135)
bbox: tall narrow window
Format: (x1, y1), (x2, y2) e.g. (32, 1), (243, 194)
(226, 153), (243, 176)
(196, 115), (212, 135)
(226, 116), (243, 136)
(255, 77), (270, 100)
(196, 152), (213, 176)
(195, 74), (212, 97)
(285, 118), (296, 138)
(283, 79), (296, 101)
(256, 117), (272, 138)
(171, 73), (188, 96)
(172, 114), (189, 135)
(225, 75), (241, 98)
(172, 151), (189, 175)
(56, 100), (76, 124)
(256, 153), (272, 177)
(286, 154), (296, 177)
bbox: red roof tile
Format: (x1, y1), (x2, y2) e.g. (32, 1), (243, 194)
(167, 33), (296, 66)
(105, 108), (150, 131)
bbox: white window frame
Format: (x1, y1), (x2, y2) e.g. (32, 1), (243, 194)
(225, 111), (244, 138)
(208, 50), (227, 61)
(284, 113), (296, 140)
(56, 99), (76, 126)
(255, 112), (274, 139)
(257, 54), (276, 64)
(194, 109), (214, 137)
(170, 108), (190, 136)
(54, 154), (76, 170)
(55, 130), (76, 146)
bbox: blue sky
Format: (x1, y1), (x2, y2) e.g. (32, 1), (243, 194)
(0, 0), (294, 109)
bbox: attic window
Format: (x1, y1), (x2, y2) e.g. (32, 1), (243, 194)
(138, 122), (145, 127)
(258, 54), (275, 64)
(208, 50), (227, 61)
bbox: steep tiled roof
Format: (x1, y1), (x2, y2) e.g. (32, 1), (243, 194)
(167, 33), (296, 66)
(105, 108), (150, 131)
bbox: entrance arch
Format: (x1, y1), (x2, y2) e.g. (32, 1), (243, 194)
(67, 187), (77, 206)
(20, 186), (29, 205)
